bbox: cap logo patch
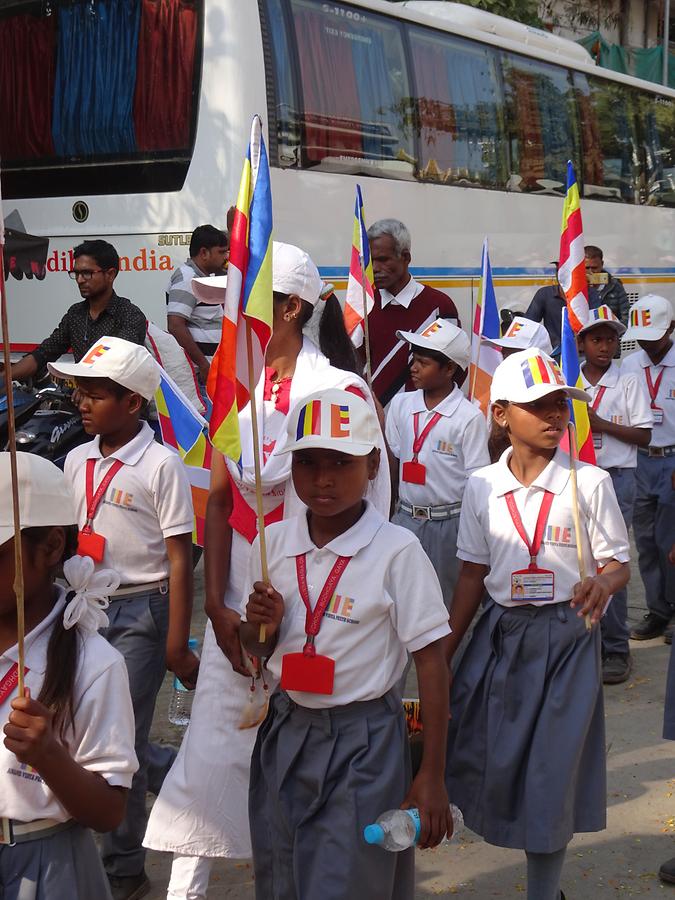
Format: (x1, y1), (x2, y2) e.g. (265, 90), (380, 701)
(296, 400), (321, 439)
(82, 343), (111, 365)
(505, 321), (524, 337)
(330, 404), (350, 438)
(421, 321), (442, 338)
(595, 306), (610, 320)
(521, 356), (565, 389)
(630, 308), (651, 328)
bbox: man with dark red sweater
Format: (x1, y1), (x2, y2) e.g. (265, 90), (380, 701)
(363, 219), (460, 407)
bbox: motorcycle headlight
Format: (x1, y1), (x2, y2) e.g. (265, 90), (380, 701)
(15, 431), (37, 444)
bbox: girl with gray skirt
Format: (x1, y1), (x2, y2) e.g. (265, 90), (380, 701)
(445, 350), (631, 900)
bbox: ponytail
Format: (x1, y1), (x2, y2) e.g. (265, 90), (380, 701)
(316, 294), (359, 374)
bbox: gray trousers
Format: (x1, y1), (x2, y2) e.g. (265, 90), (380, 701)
(601, 468), (635, 656)
(391, 509), (460, 611)
(632, 454), (675, 621)
(100, 590), (176, 877)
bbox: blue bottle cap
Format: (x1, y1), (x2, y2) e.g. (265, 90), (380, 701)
(363, 824), (385, 845)
(188, 638), (199, 650)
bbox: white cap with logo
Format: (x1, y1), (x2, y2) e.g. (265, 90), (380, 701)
(623, 294), (674, 341)
(490, 348), (590, 405)
(0, 452), (77, 547)
(396, 318), (471, 370)
(280, 389), (380, 456)
(577, 304), (626, 337)
(48, 336), (160, 401)
(486, 316), (553, 355)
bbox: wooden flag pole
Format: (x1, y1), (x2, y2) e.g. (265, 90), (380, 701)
(0, 251), (26, 692)
(567, 422), (591, 632)
(246, 320), (270, 643)
(360, 254), (373, 390)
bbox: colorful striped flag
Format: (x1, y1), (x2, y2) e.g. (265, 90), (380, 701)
(344, 184), (375, 348)
(558, 161), (590, 333)
(560, 308), (596, 464)
(468, 238), (502, 414)
(207, 115), (273, 461)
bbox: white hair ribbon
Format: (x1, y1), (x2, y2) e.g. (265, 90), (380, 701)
(62, 555), (120, 633)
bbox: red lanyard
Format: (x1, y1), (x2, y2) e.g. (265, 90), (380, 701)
(591, 385), (607, 412)
(645, 367), (665, 408)
(84, 458), (124, 530)
(411, 411), (443, 461)
(504, 490), (555, 570)
(0, 663), (28, 704)
(295, 553), (351, 656)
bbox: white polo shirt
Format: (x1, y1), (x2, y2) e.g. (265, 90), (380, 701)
(457, 448), (630, 608)
(621, 344), (675, 448)
(1, 589), (137, 822)
(64, 421), (194, 585)
(581, 362), (653, 469)
(379, 276), (424, 309)
(240, 502), (450, 709)
(385, 387), (489, 506)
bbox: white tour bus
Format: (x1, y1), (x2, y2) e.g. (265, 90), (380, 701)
(3, 0), (675, 356)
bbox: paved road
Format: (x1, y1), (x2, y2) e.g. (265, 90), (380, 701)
(146, 552), (675, 898)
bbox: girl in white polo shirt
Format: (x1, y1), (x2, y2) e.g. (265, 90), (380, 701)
(386, 318), (489, 607)
(445, 349), (630, 900)
(0, 453), (137, 899)
(241, 389), (452, 900)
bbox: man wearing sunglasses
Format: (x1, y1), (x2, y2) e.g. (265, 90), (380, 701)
(4, 239), (147, 383)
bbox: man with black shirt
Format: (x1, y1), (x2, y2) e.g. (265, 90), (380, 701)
(5, 239), (146, 381)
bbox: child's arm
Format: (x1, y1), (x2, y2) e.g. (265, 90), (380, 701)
(570, 559), (630, 625)
(587, 409), (651, 448)
(240, 581), (285, 657)
(4, 690), (127, 832)
(402, 639), (453, 849)
(445, 561), (489, 665)
(165, 532), (200, 689)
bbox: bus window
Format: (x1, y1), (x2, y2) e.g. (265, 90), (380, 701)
(639, 93), (675, 208)
(501, 52), (579, 195)
(263, 0), (415, 179)
(407, 26), (506, 189)
(574, 74), (640, 204)
(0, 0), (201, 200)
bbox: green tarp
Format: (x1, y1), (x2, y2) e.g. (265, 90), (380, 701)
(578, 31), (675, 89)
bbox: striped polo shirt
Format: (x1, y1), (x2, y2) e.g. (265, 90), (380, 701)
(166, 258), (223, 360)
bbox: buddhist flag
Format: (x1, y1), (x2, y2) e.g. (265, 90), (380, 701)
(207, 116), (273, 461)
(558, 161), (590, 333)
(560, 308), (595, 464)
(468, 238), (502, 415)
(344, 184), (375, 348)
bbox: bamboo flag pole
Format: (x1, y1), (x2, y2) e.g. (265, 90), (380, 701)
(360, 253), (373, 390)
(0, 246), (27, 692)
(568, 422), (592, 632)
(246, 321), (270, 643)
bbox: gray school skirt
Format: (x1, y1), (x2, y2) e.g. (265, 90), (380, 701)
(0, 821), (112, 900)
(391, 510), (460, 610)
(664, 643), (675, 740)
(446, 601), (606, 854)
(249, 689), (414, 900)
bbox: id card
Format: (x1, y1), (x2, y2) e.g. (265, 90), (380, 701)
(652, 407), (664, 425)
(402, 461), (426, 485)
(592, 433), (603, 450)
(511, 568), (555, 602)
(77, 529), (106, 563)
(280, 652), (335, 695)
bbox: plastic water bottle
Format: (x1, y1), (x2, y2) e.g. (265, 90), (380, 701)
(363, 804), (464, 851)
(168, 638), (199, 726)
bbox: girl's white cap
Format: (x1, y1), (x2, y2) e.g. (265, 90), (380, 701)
(623, 294), (674, 341)
(490, 348), (590, 405)
(280, 388), (380, 456)
(0, 452), (77, 547)
(485, 317), (553, 354)
(396, 318), (471, 369)
(48, 336), (160, 401)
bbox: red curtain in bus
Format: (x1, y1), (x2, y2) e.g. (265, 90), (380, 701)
(411, 41), (457, 179)
(510, 73), (544, 189)
(292, 9), (363, 163)
(0, 13), (55, 161)
(133, 0), (198, 151)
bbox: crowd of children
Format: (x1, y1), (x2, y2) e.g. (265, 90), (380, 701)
(1, 242), (675, 900)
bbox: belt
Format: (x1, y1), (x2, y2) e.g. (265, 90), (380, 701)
(638, 445), (675, 458)
(110, 580), (168, 598)
(399, 501), (461, 521)
(0, 817), (74, 846)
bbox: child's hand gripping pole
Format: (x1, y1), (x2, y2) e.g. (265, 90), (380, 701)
(567, 423), (592, 632)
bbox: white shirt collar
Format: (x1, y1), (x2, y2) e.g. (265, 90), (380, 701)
(634, 343), (675, 369)
(280, 501), (386, 558)
(410, 386), (463, 417)
(581, 360), (621, 389)
(86, 420), (156, 466)
(1, 587), (66, 674)
(379, 276), (423, 309)
(494, 447), (571, 497)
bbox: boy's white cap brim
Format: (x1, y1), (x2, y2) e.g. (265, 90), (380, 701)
(396, 319), (471, 369)
(192, 274), (228, 305)
(485, 317), (553, 355)
(623, 294), (674, 340)
(48, 336), (160, 400)
(0, 452), (77, 547)
(279, 388), (380, 456)
(490, 348), (590, 405)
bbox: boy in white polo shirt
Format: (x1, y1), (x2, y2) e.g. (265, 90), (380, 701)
(49, 336), (198, 900)
(621, 295), (675, 642)
(579, 305), (653, 683)
(385, 318), (489, 607)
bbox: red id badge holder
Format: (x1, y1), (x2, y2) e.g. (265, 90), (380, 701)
(77, 526), (106, 563)
(511, 567), (555, 602)
(280, 636), (335, 695)
(402, 461), (426, 484)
